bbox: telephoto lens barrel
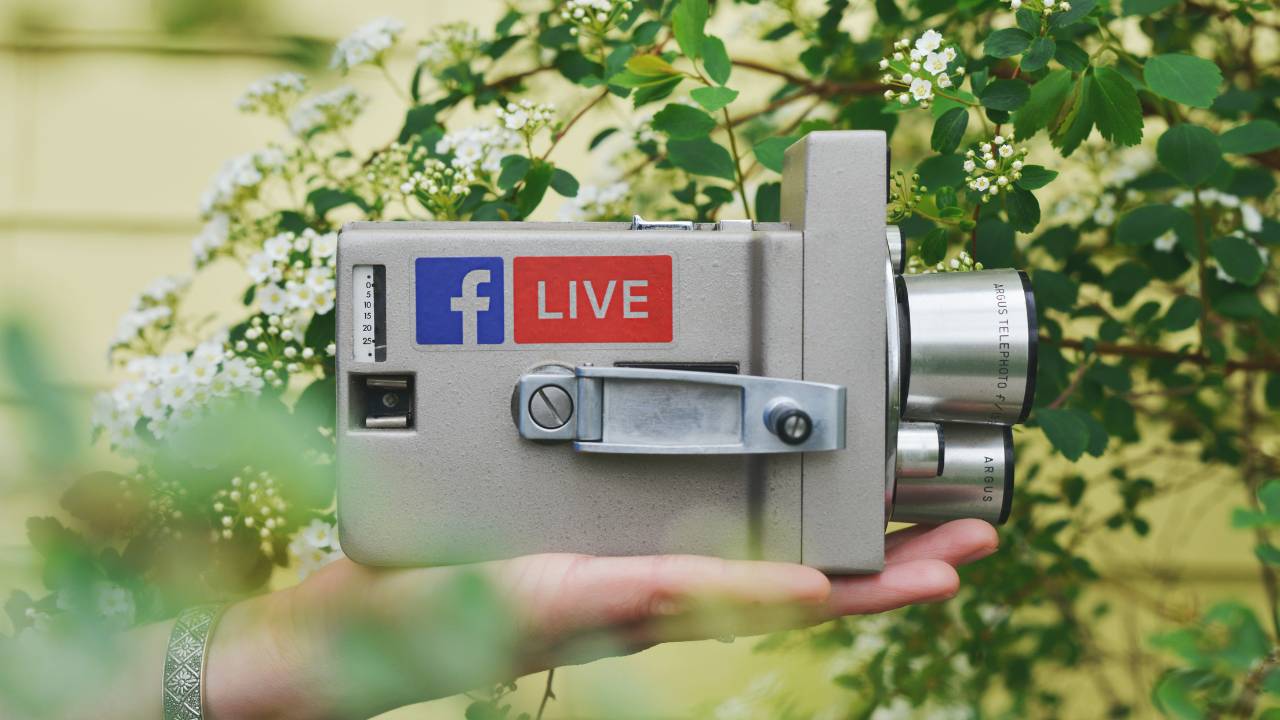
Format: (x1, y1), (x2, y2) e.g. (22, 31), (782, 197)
(892, 423), (1013, 525)
(897, 269), (1038, 425)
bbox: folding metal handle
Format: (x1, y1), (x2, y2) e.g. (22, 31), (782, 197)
(515, 365), (846, 454)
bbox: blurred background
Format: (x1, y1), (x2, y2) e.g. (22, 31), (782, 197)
(0, 0), (1269, 718)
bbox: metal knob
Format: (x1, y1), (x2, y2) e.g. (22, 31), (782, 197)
(765, 399), (813, 445)
(891, 423), (1013, 525)
(897, 269), (1038, 425)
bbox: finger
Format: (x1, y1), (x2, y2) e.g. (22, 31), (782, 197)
(885, 519), (999, 566)
(824, 559), (959, 616)
(628, 559), (961, 645)
(501, 553), (832, 640)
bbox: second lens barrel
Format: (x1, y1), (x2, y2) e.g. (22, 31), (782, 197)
(897, 269), (1038, 425)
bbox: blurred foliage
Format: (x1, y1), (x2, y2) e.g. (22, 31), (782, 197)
(2, 0), (1280, 717)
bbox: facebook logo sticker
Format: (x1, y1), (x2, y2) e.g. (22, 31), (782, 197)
(415, 257), (505, 345)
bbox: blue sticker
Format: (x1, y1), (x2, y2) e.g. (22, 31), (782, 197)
(415, 257), (505, 345)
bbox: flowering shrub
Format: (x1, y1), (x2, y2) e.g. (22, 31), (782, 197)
(6, 0), (1280, 717)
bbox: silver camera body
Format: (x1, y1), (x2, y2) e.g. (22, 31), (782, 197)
(335, 131), (1036, 573)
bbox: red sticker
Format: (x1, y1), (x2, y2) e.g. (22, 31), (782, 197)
(513, 255), (673, 344)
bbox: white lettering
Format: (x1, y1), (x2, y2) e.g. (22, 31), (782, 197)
(623, 280), (649, 319)
(537, 281), (562, 319)
(584, 280), (616, 319)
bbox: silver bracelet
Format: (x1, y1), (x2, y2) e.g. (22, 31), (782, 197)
(162, 604), (225, 720)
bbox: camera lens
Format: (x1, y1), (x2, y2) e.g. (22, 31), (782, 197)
(891, 423), (1013, 525)
(896, 421), (943, 478)
(897, 269), (1037, 425)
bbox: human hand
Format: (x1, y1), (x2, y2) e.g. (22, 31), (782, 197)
(205, 519), (998, 720)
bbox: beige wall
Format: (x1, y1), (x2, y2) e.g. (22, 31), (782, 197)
(0, 2), (1267, 718)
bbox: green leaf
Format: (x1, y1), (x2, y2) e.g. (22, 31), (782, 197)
(980, 79), (1031, 111)
(625, 54), (679, 77)
(1145, 54), (1224, 109)
(1090, 67), (1143, 146)
(1053, 75), (1094, 156)
(1162, 295), (1202, 331)
(753, 136), (796, 173)
(1015, 165), (1058, 189)
(920, 228), (948, 265)
(755, 182), (780, 222)
(1158, 124), (1222, 187)
(550, 168), (579, 198)
(1037, 408), (1091, 461)
(1005, 187), (1041, 233)
(690, 86), (739, 111)
(1122, 0), (1178, 13)
(1051, 0), (1096, 26)
(1219, 119), (1280, 155)
(307, 187), (366, 218)
(1211, 235), (1265, 285)
(672, 0), (709, 60)
(975, 218), (1015, 267)
(984, 28), (1032, 58)
(1260, 481), (1280, 517)
(667, 137), (736, 180)
(1033, 270), (1078, 311)
(1054, 40), (1089, 71)
(1115, 204), (1194, 247)
(497, 154), (531, 191)
(517, 161), (554, 217)
(1104, 261), (1151, 306)
(1255, 543), (1280, 565)
(930, 107), (969, 154)
(1014, 69), (1074, 140)
(1265, 375), (1280, 409)
(1022, 37), (1056, 72)
(702, 35), (731, 85)
(652, 103), (716, 139)
(1152, 670), (1210, 720)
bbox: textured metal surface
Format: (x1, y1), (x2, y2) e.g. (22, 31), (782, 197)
(899, 269), (1035, 425)
(781, 131), (888, 572)
(162, 604), (223, 720)
(892, 423), (1012, 524)
(337, 222), (806, 566)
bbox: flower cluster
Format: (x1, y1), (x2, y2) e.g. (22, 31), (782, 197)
(289, 86), (367, 138)
(93, 335), (271, 454)
(236, 72), (307, 116)
(247, 228), (338, 316)
(887, 169), (926, 223)
(496, 99), (557, 137)
(331, 17), (406, 73)
(362, 140), (430, 211)
(210, 468), (292, 554)
(417, 22), (483, 77)
(560, 0), (636, 37)
(288, 519), (344, 580)
(560, 182), (629, 221)
(436, 125), (521, 176)
(1001, 0), (1072, 16)
(879, 30), (963, 108)
(109, 275), (189, 358)
(962, 136), (1028, 201)
(191, 213), (230, 267)
(199, 147), (285, 217)
(401, 158), (478, 219)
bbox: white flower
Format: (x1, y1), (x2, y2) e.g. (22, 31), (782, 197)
(331, 17), (405, 73)
(199, 150), (280, 216)
(879, 58), (889, 69)
(302, 519), (337, 549)
(922, 53), (948, 75)
(259, 284), (289, 315)
(289, 86), (366, 137)
(972, 176), (991, 191)
(999, 144), (1014, 157)
(985, 159), (996, 169)
(909, 77), (933, 101)
(1242, 204), (1263, 233)
(160, 376), (194, 409)
(963, 160), (976, 172)
(94, 582), (136, 628)
(436, 125), (521, 175)
(915, 29), (943, 54)
(937, 74), (952, 88)
(417, 22), (483, 76)
(1093, 205), (1117, 225)
(943, 47), (957, 62)
(237, 72), (307, 114)
(192, 214), (230, 266)
(560, 182), (629, 221)
(246, 252), (276, 285)
(309, 231), (338, 259)
(264, 233), (294, 261)
(287, 282), (317, 310)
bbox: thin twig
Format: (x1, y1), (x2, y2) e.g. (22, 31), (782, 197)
(536, 669), (557, 720)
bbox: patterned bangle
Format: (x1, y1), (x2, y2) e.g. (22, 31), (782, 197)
(162, 604), (226, 720)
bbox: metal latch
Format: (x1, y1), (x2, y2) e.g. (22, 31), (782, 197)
(515, 365), (846, 454)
